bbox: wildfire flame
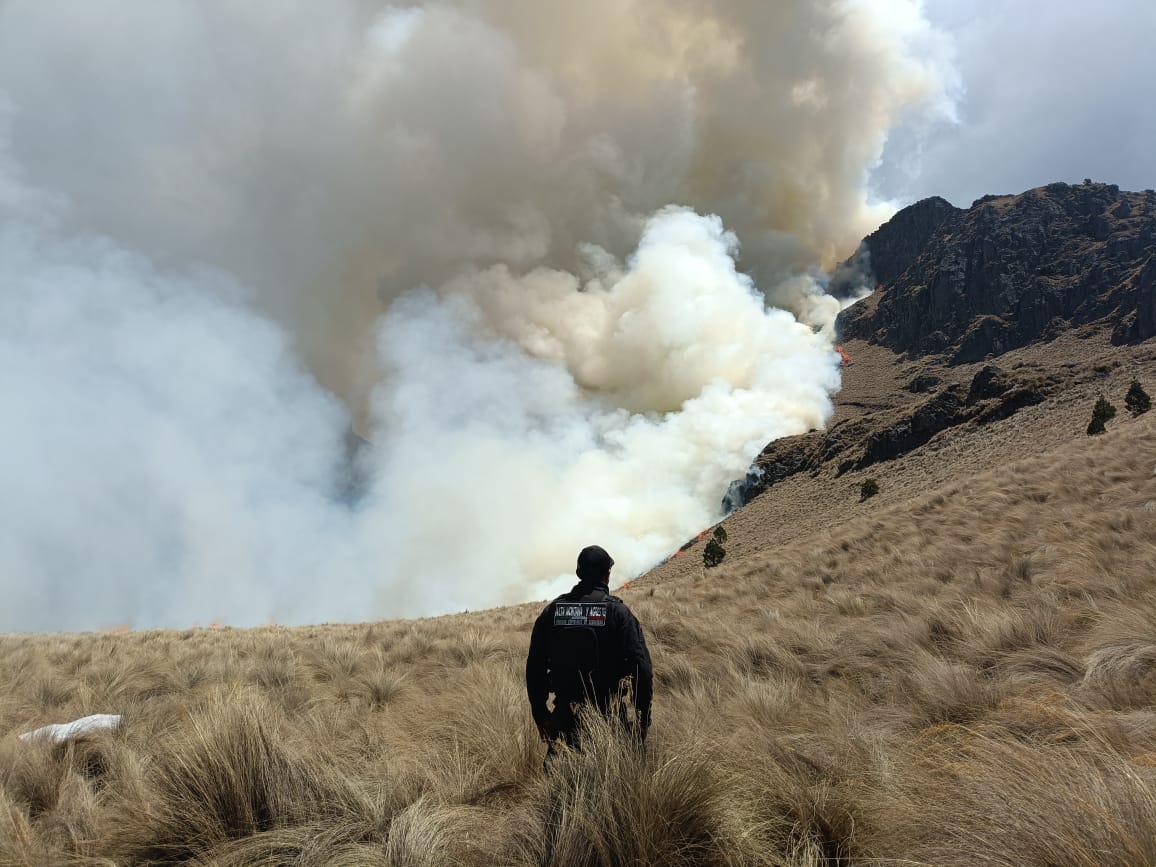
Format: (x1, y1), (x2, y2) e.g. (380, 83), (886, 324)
(670, 527), (714, 561)
(836, 344), (852, 366)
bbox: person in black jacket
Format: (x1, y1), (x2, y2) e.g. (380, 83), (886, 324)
(525, 545), (653, 757)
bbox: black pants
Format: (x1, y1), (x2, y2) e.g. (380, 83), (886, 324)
(543, 699), (634, 763)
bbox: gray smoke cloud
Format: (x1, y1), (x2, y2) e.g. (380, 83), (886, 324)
(0, 1), (955, 630)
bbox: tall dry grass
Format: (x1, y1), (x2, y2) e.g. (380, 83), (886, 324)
(1, 404), (1155, 864)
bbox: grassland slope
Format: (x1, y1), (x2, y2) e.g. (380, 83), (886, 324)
(2, 324), (1155, 864)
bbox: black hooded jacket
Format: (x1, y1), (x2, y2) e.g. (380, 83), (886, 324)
(525, 580), (653, 731)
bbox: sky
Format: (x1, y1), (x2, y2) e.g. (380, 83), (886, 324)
(873, 0), (1156, 208)
(1, 0), (1153, 631)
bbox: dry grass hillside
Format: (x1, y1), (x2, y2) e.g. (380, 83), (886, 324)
(2, 336), (1156, 865)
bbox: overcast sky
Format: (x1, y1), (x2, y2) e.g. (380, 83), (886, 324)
(872, 0), (1156, 209)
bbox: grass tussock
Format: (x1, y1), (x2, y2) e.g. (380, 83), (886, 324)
(522, 715), (745, 867)
(0, 392), (1155, 863)
(103, 691), (381, 864)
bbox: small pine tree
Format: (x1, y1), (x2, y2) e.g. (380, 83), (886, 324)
(1092, 395), (1117, 424)
(712, 525), (728, 545)
(1125, 379), (1151, 416)
(860, 478), (879, 501)
(1087, 395), (1117, 435)
(703, 538), (726, 568)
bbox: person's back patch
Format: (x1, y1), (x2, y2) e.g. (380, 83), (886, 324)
(554, 603), (607, 627)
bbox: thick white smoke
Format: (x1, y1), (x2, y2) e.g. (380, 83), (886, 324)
(0, 1), (955, 630)
(364, 208), (840, 615)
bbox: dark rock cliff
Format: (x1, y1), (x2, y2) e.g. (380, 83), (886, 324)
(829, 196), (959, 297)
(837, 182), (1156, 362)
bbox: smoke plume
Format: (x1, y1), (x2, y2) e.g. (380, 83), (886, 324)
(0, 1), (954, 630)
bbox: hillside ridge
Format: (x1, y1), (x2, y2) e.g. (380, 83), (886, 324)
(678, 180), (1156, 568)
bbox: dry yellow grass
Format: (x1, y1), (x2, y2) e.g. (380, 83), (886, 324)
(2, 350), (1156, 864)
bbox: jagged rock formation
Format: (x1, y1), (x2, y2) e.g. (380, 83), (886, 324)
(829, 196), (959, 297)
(724, 364), (1058, 508)
(838, 182), (1156, 362)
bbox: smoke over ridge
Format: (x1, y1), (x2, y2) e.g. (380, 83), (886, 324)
(0, 1), (955, 630)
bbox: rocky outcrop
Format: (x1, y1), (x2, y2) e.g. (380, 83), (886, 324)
(829, 196), (959, 297)
(837, 183), (1156, 362)
(722, 365), (1056, 511)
